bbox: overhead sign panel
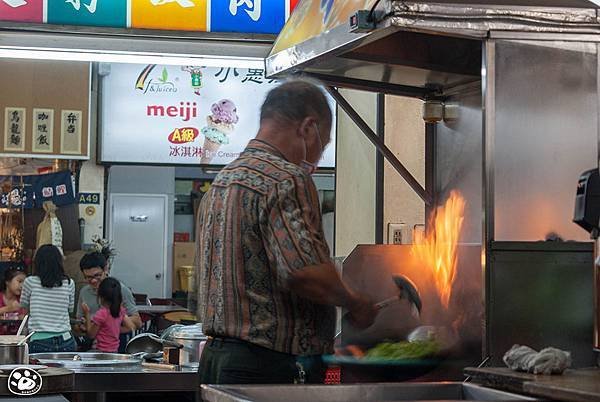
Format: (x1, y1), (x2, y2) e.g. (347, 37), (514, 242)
(47, 0), (128, 27)
(100, 62), (336, 168)
(130, 0), (208, 31)
(0, 0), (42, 22)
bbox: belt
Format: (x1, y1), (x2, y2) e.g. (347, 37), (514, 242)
(208, 336), (251, 347)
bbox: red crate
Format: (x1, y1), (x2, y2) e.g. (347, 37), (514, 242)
(324, 366), (341, 384)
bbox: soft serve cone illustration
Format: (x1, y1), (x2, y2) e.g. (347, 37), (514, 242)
(200, 99), (239, 164)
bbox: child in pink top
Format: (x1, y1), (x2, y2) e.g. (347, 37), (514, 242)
(0, 268), (26, 335)
(82, 277), (135, 352)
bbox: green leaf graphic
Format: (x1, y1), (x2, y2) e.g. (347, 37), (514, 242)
(160, 67), (168, 83)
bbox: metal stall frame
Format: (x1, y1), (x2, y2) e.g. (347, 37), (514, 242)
(482, 39), (496, 360)
(267, 1), (600, 364)
(484, 31), (600, 361)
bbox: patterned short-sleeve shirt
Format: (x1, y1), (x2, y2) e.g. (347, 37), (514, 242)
(195, 139), (335, 356)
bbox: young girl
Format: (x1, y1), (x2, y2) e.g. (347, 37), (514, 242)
(82, 277), (135, 353)
(21, 244), (76, 353)
(0, 268), (26, 335)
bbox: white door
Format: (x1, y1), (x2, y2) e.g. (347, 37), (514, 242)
(109, 194), (168, 298)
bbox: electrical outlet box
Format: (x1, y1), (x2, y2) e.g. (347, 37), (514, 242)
(349, 10), (376, 33)
(387, 223), (413, 245)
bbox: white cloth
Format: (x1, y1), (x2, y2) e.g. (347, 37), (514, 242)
(503, 344), (571, 374)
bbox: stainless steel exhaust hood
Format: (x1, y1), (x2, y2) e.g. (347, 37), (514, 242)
(266, 0), (600, 97)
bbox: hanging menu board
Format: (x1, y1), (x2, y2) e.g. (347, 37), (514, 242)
(100, 62), (336, 167)
(0, 59), (91, 159)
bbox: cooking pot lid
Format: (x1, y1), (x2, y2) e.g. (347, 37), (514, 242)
(171, 323), (206, 340)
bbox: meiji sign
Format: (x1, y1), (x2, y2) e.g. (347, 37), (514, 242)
(100, 63), (336, 167)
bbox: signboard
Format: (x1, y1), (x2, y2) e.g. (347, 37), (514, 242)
(0, 0), (42, 22)
(211, 0), (286, 34)
(0, 0), (298, 34)
(130, 0), (208, 31)
(78, 192), (101, 204)
(271, 0), (377, 54)
(0, 59), (91, 159)
(47, 0), (128, 27)
(100, 62), (336, 167)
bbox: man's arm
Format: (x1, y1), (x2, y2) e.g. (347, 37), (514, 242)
(288, 261), (375, 328)
(265, 176), (377, 328)
(125, 313), (142, 331)
(121, 285), (143, 330)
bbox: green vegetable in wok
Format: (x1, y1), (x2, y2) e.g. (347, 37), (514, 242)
(365, 340), (441, 360)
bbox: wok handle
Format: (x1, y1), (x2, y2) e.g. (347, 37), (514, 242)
(375, 295), (401, 310)
(161, 339), (183, 349)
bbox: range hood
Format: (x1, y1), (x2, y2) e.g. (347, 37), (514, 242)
(267, 0), (600, 97)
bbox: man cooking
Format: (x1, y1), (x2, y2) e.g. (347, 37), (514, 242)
(195, 79), (378, 384)
(75, 252), (142, 351)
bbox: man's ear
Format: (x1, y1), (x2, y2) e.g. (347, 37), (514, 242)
(298, 116), (317, 138)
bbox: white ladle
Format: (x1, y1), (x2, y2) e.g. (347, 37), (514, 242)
(16, 315), (28, 336)
(17, 331), (35, 346)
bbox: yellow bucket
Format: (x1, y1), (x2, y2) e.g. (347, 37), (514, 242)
(178, 265), (194, 292)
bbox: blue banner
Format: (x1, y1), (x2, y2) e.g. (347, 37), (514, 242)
(0, 171), (76, 209)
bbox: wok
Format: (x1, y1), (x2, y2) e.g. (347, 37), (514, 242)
(125, 333), (182, 360)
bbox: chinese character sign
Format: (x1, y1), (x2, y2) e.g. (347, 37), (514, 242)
(4, 107), (26, 152)
(2, 0), (292, 34)
(211, 0), (285, 34)
(61, 110), (82, 154)
(47, 0), (127, 28)
(131, 0), (208, 31)
(32, 108), (54, 153)
(0, 0), (42, 22)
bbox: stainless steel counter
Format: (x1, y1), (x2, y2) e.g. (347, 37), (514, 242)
(69, 365), (199, 402)
(202, 382), (542, 402)
(72, 366), (199, 393)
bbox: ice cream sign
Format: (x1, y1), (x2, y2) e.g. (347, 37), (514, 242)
(99, 63), (336, 168)
(0, 0), (295, 34)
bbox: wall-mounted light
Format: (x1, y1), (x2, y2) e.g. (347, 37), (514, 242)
(422, 100), (444, 123)
(422, 100), (460, 123)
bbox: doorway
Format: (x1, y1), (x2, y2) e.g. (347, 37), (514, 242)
(108, 193), (168, 298)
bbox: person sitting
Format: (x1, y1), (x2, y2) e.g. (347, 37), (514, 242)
(0, 268), (26, 335)
(76, 252), (142, 351)
(82, 277), (136, 353)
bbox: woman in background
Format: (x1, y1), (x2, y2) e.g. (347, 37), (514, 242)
(21, 244), (76, 353)
(0, 268), (26, 335)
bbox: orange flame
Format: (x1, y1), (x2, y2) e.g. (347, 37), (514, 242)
(412, 191), (465, 309)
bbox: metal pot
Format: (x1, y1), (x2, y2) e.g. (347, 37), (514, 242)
(0, 343), (28, 365)
(163, 323), (207, 368)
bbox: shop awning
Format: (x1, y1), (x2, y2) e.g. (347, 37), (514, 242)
(266, 0), (600, 97)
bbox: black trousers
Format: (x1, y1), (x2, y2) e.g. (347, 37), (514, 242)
(199, 337), (326, 385)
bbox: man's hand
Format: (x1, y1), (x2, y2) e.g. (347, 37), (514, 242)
(81, 302), (90, 316)
(346, 293), (378, 329)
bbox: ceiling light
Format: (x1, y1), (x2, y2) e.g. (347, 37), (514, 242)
(0, 47), (265, 69)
